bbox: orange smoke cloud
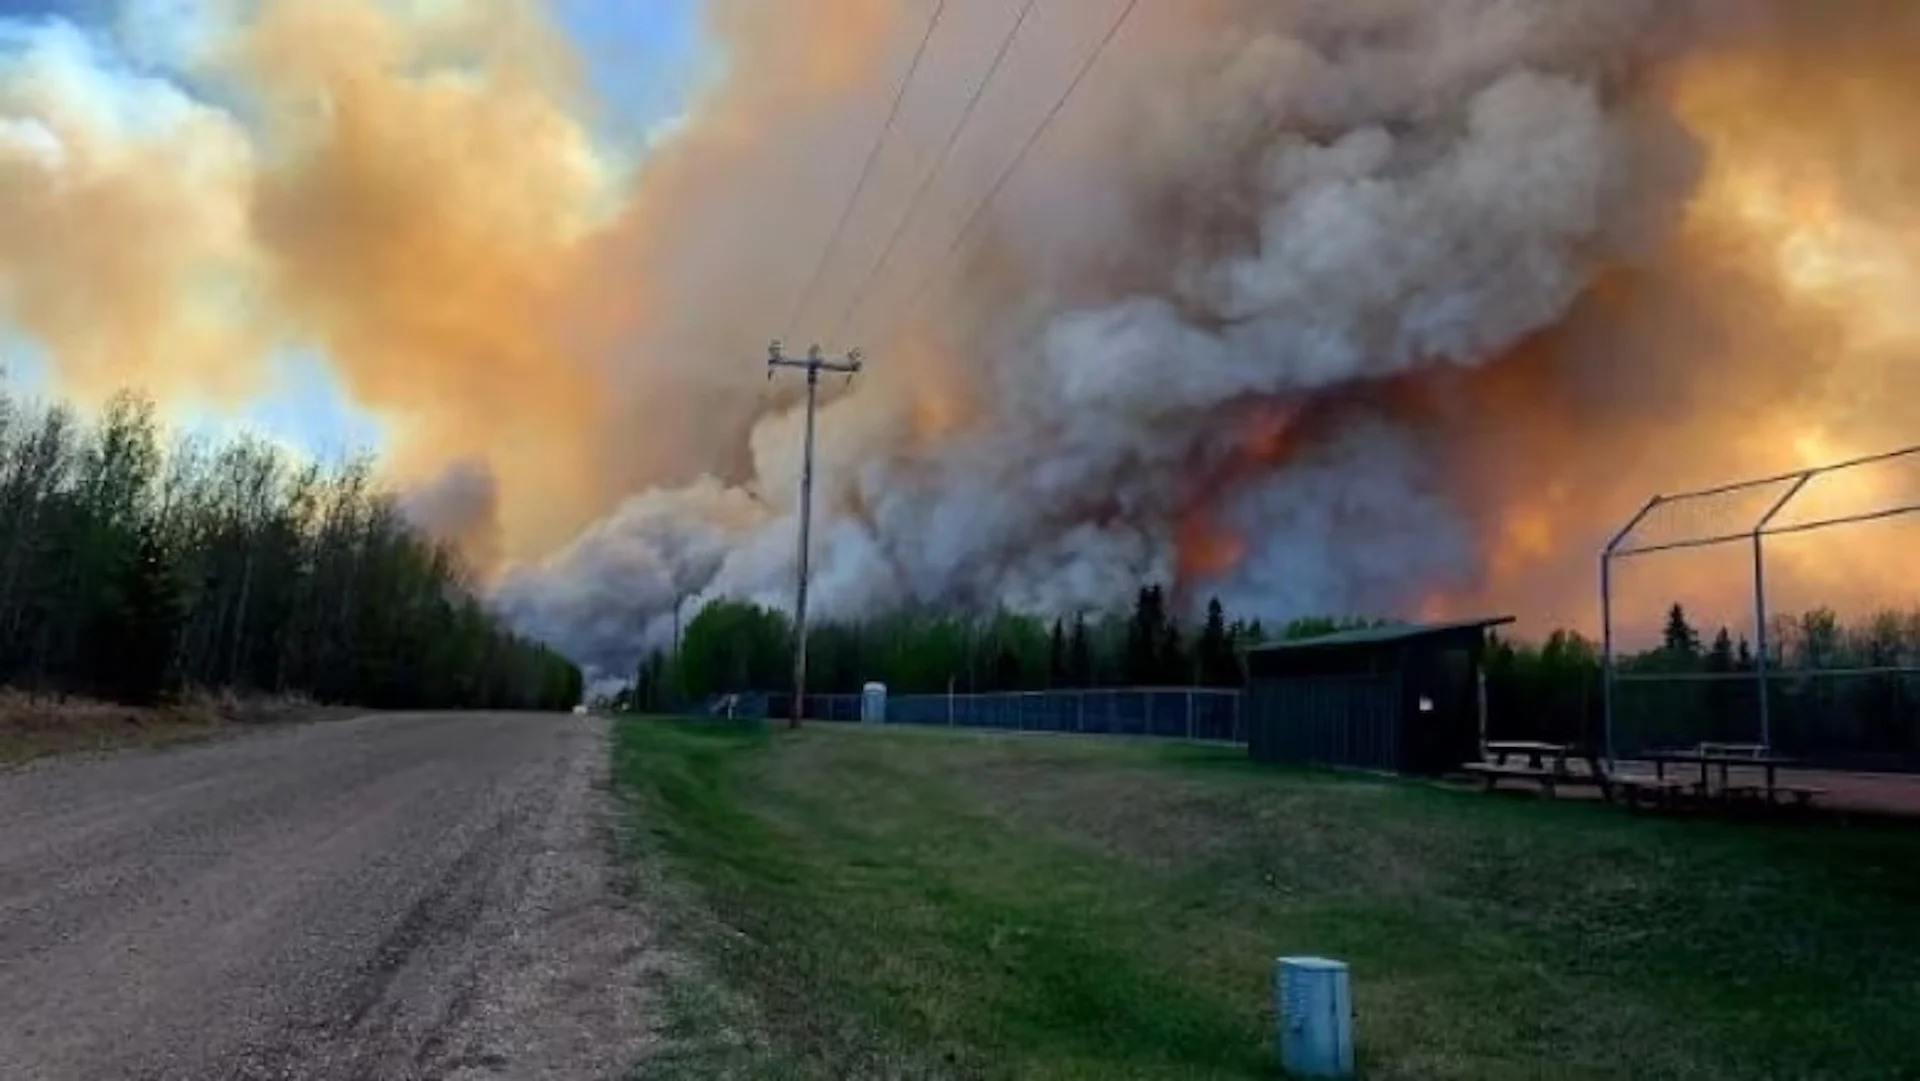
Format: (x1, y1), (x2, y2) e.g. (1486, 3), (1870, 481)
(1380, 3), (1920, 633)
(0, 17), (264, 398)
(234, 0), (619, 556)
(0, 0), (626, 561)
(0, 0), (924, 567)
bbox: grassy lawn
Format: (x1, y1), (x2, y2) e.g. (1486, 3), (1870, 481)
(613, 719), (1920, 1080)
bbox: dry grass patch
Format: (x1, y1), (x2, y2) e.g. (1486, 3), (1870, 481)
(0, 688), (362, 766)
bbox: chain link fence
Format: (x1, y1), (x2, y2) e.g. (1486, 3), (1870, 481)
(1601, 445), (1920, 765)
(1608, 668), (1920, 773)
(720, 687), (1245, 743)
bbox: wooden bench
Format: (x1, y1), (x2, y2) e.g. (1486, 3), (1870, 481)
(1718, 782), (1770, 806)
(1484, 741), (1570, 770)
(1462, 754), (1611, 801)
(1772, 783), (1827, 808)
(1461, 761), (1565, 795)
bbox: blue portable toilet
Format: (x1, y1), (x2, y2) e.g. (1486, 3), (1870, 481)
(861, 682), (887, 724)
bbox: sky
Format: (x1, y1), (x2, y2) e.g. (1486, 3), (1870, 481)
(0, 0), (709, 457)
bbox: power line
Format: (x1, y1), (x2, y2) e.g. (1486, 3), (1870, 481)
(782, 0), (951, 340)
(827, 0), (1040, 347)
(875, 0), (1142, 349)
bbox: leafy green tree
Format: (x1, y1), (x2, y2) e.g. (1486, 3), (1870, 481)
(677, 599), (790, 700)
(1159, 622), (1188, 685)
(1284, 614), (1395, 641)
(1198, 597), (1235, 686)
(1124, 586), (1167, 685)
(99, 523), (184, 705)
(0, 386), (581, 711)
(1796, 607), (1842, 668)
(1067, 614), (1092, 688)
(993, 642), (1024, 690)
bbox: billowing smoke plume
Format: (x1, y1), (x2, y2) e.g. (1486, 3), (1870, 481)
(3, 0), (1916, 680)
(398, 457), (502, 570)
(507, 0), (1920, 676)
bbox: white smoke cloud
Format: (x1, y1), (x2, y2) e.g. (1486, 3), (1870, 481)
(496, 476), (770, 674)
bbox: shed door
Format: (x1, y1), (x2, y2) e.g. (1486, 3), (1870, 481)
(1409, 648), (1480, 774)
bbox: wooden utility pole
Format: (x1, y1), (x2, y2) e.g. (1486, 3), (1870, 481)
(765, 340), (863, 728)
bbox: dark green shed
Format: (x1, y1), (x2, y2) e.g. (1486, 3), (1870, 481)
(1241, 617), (1514, 775)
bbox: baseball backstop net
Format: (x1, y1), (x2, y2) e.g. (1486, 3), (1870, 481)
(1600, 445), (1920, 769)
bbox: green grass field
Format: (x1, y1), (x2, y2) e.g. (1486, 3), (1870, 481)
(613, 719), (1920, 1080)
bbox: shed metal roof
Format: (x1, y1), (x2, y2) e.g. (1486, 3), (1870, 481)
(1241, 615), (1516, 654)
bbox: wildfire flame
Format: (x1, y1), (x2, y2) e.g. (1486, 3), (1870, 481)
(1175, 402), (1299, 587)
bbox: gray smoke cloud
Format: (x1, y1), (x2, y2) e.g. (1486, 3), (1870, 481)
(6, 0), (1909, 686)
(498, 0), (1718, 679)
(399, 457), (501, 567)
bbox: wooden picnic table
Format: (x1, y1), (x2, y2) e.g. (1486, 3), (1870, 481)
(1466, 742), (1615, 800)
(1641, 745), (1800, 804)
(1483, 740), (1570, 770)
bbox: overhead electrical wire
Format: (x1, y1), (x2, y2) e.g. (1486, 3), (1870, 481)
(874, 0), (1144, 350)
(781, 0), (951, 343)
(826, 0), (1041, 347)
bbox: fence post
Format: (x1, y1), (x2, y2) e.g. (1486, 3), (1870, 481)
(1601, 495), (1661, 765)
(1751, 473), (1810, 751)
(1752, 533), (1773, 749)
(1186, 689), (1195, 740)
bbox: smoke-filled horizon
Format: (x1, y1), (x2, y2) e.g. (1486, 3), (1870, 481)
(4, 0), (1917, 679)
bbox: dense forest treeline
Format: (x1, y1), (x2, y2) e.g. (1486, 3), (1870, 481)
(623, 587), (1305, 709)
(0, 390), (581, 710)
(619, 588), (1427, 709)
(618, 591), (1920, 750)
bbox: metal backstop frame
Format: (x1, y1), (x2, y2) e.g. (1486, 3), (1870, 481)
(1600, 445), (1920, 762)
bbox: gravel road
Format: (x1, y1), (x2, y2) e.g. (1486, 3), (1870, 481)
(0, 712), (664, 1080)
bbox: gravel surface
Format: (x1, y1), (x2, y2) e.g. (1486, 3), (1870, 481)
(0, 712), (665, 1080)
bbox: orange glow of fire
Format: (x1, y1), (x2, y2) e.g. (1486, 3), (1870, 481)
(911, 391), (964, 443)
(1174, 402), (1300, 587)
(1177, 514), (1248, 580)
(1487, 504), (1558, 581)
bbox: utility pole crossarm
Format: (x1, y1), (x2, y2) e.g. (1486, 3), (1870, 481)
(764, 338), (866, 729)
(768, 340), (864, 374)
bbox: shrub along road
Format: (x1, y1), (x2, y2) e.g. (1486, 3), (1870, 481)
(0, 712), (664, 1080)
